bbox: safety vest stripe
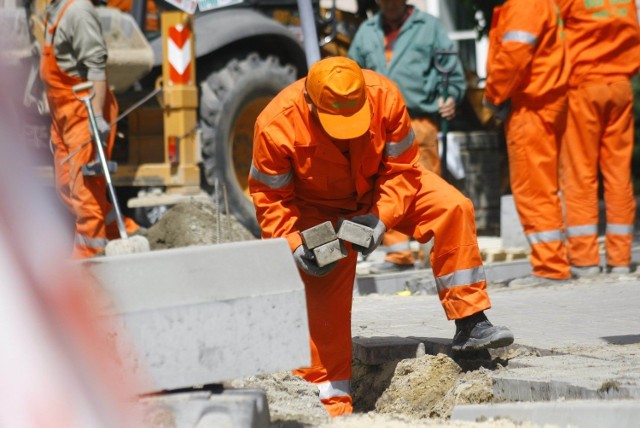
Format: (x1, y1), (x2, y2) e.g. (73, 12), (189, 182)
(566, 224), (598, 237)
(526, 229), (563, 245)
(250, 162), (292, 189)
(384, 128), (415, 158)
(435, 266), (486, 291)
(75, 233), (108, 249)
(503, 31), (538, 46)
(606, 223), (634, 235)
(385, 241), (411, 252)
(318, 380), (350, 399)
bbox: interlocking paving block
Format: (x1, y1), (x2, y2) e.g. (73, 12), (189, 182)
(313, 239), (347, 267)
(452, 400), (640, 428)
(337, 220), (373, 248)
(300, 221), (337, 249)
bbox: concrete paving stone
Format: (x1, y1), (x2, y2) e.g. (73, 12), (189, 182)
(337, 220), (373, 248)
(451, 400), (640, 428)
(313, 239), (347, 267)
(352, 276), (640, 415)
(300, 221), (336, 249)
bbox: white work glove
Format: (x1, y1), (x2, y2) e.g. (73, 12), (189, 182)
(349, 213), (386, 256)
(293, 245), (337, 277)
(90, 115), (111, 146)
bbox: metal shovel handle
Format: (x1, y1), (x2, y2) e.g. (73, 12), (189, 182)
(71, 82), (128, 240)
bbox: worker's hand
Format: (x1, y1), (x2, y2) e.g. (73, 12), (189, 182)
(438, 96), (456, 120)
(348, 214), (386, 256)
(293, 245), (337, 277)
(90, 115), (111, 146)
(482, 96), (511, 122)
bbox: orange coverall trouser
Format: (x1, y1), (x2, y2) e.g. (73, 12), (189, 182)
(560, 78), (636, 268)
(294, 169), (491, 416)
(383, 116), (440, 265)
(50, 99), (140, 258)
(506, 96), (571, 279)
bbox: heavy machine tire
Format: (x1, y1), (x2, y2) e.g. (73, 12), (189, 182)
(200, 53), (297, 237)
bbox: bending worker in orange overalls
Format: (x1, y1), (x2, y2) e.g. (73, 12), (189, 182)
(483, 0), (572, 287)
(41, 0), (140, 258)
(249, 57), (514, 417)
(348, 0), (467, 273)
(557, 0), (640, 276)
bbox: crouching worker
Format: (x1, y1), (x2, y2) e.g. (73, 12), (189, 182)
(248, 57), (514, 417)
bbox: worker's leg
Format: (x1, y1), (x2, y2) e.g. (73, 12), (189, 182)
(293, 251), (357, 417)
(412, 117), (441, 176)
(51, 125), (74, 213)
(395, 170), (490, 319)
(376, 117), (442, 270)
(394, 170), (512, 350)
(560, 86), (602, 269)
(599, 79), (635, 269)
(507, 101), (571, 279)
(64, 96), (138, 257)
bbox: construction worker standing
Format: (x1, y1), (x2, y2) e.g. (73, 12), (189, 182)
(348, 0), (466, 273)
(249, 57), (514, 417)
(483, 0), (572, 286)
(557, 0), (640, 276)
(41, 0), (140, 258)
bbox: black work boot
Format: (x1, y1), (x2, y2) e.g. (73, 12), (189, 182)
(451, 311), (514, 352)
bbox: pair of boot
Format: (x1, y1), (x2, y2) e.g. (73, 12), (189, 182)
(452, 311), (514, 352)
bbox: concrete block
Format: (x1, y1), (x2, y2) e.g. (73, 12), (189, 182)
(300, 221), (337, 249)
(501, 194), (528, 248)
(313, 239), (347, 267)
(337, 220), (373, 248)
(452, 400), (640, 428)
(78, 239), (311, 394)
(141, 388), (270, 428)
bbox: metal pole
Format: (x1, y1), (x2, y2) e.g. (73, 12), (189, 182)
(297, 0), (321, 68)
(434, 49), (458, 183)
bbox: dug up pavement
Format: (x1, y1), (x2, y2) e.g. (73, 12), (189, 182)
(351, 240), (640, 428)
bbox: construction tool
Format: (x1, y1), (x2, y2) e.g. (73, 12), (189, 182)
(72, 82), (149, 256)
(434, 49), (459, 183)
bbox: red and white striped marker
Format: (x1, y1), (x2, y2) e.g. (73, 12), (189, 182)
(168, 24), (192, 85)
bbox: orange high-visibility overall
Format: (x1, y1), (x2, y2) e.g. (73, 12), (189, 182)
(484, 0), (571, 279)
(382, 117), (440, 266)
(250, 71), (491, 417)
(557, 0), (640, 269)
(41, 0), (138, 258)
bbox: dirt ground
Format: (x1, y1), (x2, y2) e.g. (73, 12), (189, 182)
(143, 201), (555, 428)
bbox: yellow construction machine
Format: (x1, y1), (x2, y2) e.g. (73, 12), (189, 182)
(5, 0), (365, 235)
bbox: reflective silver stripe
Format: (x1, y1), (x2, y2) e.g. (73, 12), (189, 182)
(250, 162), (292, 189)
(503, 31), (538, 46)
(384, 128), (415, 158)
(435, 266), (486, 291)
(75, 233), (108, 249)
(105, 208), (117, 225)
(606, 223), (634, 235)
(318, 380), (350, 399)
(526, 229), (564, 245)
(386, 241), (411, 252)
(566, 224), (598, 238)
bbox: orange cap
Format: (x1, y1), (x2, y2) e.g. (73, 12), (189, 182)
(306, 57), (371, 140)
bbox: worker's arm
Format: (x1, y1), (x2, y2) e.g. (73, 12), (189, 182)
(484, 0), (542, 105)
(67, 1), (109, 115)
(249, 124), (303, 252)
(368, 83), (422, 231)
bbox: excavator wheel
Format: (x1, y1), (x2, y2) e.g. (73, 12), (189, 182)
(200, 53), (297, 237)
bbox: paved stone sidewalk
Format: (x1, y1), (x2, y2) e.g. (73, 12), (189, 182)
(352, 274), (640, 426)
